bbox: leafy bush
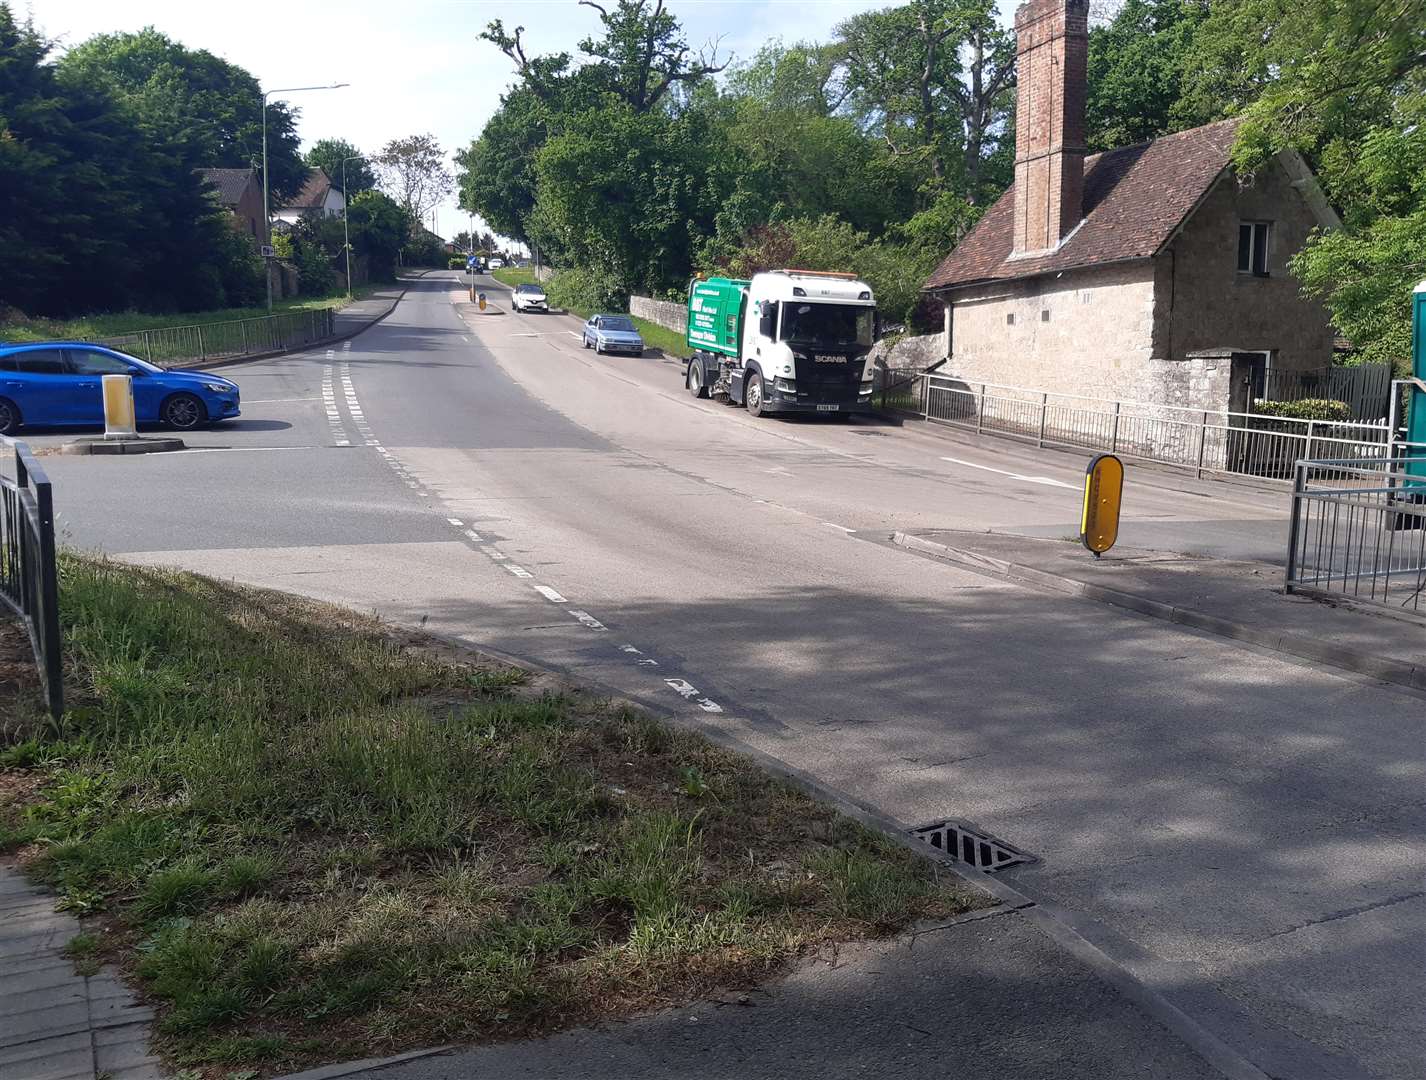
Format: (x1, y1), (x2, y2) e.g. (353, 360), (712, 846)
(448, 257), (466, 270)
(544, 267), (624, 316)
(1252, 398), (1352, 421)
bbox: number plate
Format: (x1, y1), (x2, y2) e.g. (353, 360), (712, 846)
(816, 404), (840, 412)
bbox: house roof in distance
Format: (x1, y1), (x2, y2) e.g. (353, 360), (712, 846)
(197, 167), (257, 206)
(924, 118), (1241, 292)
(285, 168), (338, 210)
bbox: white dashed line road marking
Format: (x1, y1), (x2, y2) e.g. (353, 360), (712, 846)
(939, 456), (1078, 490)
(447, 518), (464, 526)
(321, 365), (350, 447)
(569, 610), (607, 631)
(697, 698), (724, 713)
(465, 530), (485, 543)
(636, 658), (659, 666)
(504, 564), (534, 579)
(665, 679), (699, 699)
(533, 585), (567, 603)
(821, 522), (856, 533)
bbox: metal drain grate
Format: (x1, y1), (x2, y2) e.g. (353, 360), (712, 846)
(909, 819), (1031, 872)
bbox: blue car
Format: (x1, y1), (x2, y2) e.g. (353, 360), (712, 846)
(0, 342), (240, 436)
(582, 315), (644, 356)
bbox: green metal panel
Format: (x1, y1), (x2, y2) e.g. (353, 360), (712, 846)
(1410, 281), (1426, 478)
(686, 277), (748, 358)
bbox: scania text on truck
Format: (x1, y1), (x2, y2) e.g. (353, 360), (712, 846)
(683, 270), (877, 418)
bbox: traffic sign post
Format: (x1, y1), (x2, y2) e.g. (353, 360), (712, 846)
(1080, 453), (1124, 557)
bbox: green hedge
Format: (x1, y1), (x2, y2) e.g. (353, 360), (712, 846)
(1253, 398), (1352, 421)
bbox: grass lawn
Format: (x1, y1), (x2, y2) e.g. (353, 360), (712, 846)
(491, 267), (538, 289)
(0, 287), (384, 345)
(0, 557), (984, 1078)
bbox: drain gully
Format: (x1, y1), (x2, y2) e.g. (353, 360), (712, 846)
(910, 819), (1032, 872)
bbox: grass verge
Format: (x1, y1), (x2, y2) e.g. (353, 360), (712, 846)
(491, 268), (538, 289)
(0, 288), (384, 346)
(0, 556), (984, 1077)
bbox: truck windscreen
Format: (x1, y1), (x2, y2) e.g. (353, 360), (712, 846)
(780, 303), (873, 348)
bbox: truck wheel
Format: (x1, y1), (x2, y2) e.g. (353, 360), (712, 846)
(687, 361), (707, 399)
(746, 372), (766, 417)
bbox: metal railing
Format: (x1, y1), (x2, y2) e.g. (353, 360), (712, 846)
(98, 308), (336, 369)
(880, 371), (1395, 483)
(0, 437), (62, 717)
(1285, 456), (1426, 618)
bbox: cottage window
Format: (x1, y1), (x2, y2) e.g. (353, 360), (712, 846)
(1237, 222), (1270, 277)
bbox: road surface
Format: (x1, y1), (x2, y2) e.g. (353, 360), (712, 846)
(29, 273), (1424, 1080)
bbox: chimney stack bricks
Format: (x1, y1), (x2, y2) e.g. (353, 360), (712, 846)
(1013, 0), (1089, 255)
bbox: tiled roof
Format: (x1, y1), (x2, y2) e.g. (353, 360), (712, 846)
(285, 168), (336, 209)
(197, 168), (256, 206)
(924, 118), (1241, 291)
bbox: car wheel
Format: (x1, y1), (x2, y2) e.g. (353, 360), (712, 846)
(746, 372), (766, 418)
(582, 336), (591, 349)
(0, 397), (20, 436)
(161, 392), (207, 431)
(687, 361), (707, 399)
(595, 343), (604, 355)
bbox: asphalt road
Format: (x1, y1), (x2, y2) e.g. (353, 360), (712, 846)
(28, 274), (1424, 1079)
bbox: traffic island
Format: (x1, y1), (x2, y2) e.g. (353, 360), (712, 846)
(59, 435), (185, 455)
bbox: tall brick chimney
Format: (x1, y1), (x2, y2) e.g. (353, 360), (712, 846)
(1012, 0), (1088, 255)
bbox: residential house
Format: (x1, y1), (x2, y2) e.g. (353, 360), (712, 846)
(272, 168), (346, 228)
(923, 0), (1340, 418)
(198, 167), (264, 247)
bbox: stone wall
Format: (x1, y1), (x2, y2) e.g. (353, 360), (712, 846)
(946, 261), (1159, 399)
(1153, 158), (1336, 374)
(630, 295), (687, 333)
(869, 331), (946, 370)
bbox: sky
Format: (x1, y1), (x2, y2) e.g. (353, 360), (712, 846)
(34, 0), (933, 249)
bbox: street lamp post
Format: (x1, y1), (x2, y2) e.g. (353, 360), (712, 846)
(340, 155), (361, 299)
(261, 82), (349, 311)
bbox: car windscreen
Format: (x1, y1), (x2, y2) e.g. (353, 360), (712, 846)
(516, 284), (544, 294)
(779, 303), (873, 348)
(600, 318), (636, 333)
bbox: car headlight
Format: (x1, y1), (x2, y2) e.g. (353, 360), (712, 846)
(774, 377), (797, 393)
(202, 382), (232, 393)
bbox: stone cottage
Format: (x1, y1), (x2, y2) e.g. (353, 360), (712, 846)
(922, 0), (1340, 417)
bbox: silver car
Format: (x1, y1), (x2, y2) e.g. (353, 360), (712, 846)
(582, 315), (644, 356)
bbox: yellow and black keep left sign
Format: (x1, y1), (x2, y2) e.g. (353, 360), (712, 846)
(1081, 453), (1124, 555)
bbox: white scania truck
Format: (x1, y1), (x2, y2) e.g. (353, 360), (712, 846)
(682, 270), (878, 417)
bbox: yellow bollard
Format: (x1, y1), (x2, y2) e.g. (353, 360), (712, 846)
(1080, 453), (1124, 557)
(102, 374), (137, 439)
(478, 293), (487, 312)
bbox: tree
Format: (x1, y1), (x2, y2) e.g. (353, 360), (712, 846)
(1086, 0), (1208, 151)
(483, 0), (727, 115)
(374, 133), (454, 222)
(455, 87), (547, 245)
(57, 27), (307, 201)
(0, 4), (241, 316)
(836, 0), (1012, 199)
(1177, 0), (1426, 365)
(346, 190), (409, 281)
(305, 138), (376, 193)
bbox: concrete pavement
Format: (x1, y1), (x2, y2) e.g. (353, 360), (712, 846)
(24, 274), (1426, 1079)
(0, 867), (160, 1080)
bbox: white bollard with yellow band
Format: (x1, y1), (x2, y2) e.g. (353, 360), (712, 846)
(102, 374), (138, 439)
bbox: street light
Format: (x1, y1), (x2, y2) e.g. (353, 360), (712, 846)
(262, 82), (349, 311)
(340, 154), (362, 299)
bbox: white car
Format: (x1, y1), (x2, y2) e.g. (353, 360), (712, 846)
(489, 258), (505, 269)
(512, 283), (548, 313)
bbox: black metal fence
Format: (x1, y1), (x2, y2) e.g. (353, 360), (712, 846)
(98, 308), (336, 368)
(1285, 456), (1426, 618)
(0, 437), (61, 716)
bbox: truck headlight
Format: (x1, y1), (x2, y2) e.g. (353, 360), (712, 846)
(774, 377), (796, 394)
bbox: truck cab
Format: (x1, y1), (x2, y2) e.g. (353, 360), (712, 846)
(685, 270), (877, 417)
